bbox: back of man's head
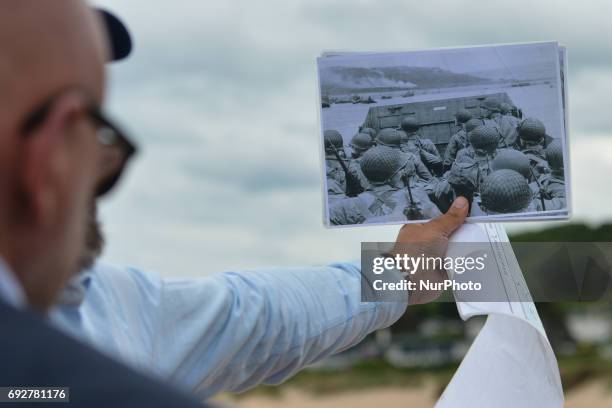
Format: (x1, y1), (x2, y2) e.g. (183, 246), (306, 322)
(0, 0), (110, 310)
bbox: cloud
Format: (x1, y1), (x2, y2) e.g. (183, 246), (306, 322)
(569, 68), (612, 133)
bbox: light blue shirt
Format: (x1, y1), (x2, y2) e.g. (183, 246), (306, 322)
(50, 261), (407, 399)
(0, 257), (26, 309)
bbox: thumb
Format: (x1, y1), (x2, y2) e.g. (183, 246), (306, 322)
(429, 196), (469, 237)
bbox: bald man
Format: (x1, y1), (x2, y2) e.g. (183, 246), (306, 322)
(0, 2), (210, 406)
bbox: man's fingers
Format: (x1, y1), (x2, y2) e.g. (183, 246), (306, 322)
(429, 196), (469, 237)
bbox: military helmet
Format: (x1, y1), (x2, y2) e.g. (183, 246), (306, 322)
(455, 109), (473, 124)
(361, 127), (377, 138)
(376, 128), (402, 148)
(545, 139), (564, 170)
(350, 132), (374, 151)
(518, 118), (546, 142)
(468, 125), (499, 152)
(465, 118), (482, 133)
(360, 146), (405, 183)
(481, 97), (501, 112)
(481, 169), (533, 213)
(447, 158), (479, 191)
(491, 149), (531, 180)
(500, 102), (513, 115)
(324, 129), (343, 150)
(400, 117), (420, 132)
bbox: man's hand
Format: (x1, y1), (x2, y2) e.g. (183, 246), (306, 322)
(391, 196), (469, 305)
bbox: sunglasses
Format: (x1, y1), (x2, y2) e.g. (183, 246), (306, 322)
(21, 90), (138, 197)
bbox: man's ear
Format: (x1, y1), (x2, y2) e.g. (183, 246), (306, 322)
(19, 94), (86, 227)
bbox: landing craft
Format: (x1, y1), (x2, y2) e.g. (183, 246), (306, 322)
(360, 92), (517, 155)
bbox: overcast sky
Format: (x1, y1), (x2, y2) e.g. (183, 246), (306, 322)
(94, 0), (612, 277)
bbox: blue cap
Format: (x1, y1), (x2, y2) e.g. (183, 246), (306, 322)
(97, 9), (132, 61)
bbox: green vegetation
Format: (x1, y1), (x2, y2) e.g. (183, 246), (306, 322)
(239, 351), (612, 398)
(510, 222), (612, 242)
(237, 358), (455, 398)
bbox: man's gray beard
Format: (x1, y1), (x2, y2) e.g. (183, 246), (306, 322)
(77, 208), (105, 271)
(56, 209), (105, 306)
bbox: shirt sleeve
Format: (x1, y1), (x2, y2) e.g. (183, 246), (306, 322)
(153, 262), (408, 398)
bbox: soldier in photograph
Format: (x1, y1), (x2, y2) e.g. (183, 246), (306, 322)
(491, 149), (550, 210)
(538, 139), (566, 210)
(516, 117), (552, 176)
(500, 102), (520, 119)
(360, 127), (377, 139)
(349, 132), (374, 159)
(324, 129), (348, 197)
(443, 113), (478, 171)
(329, 146), (441, 225)
(347, 132), (374, 190)
(323, 130), (347, 201)
(399, 117), (444, 176)
(480, 97), (519, 148)
(433, 158), (480, 214)
(478, 98), (505, 144)
(471, 169), (537, 215)
(455, 125), (501, 189)
(496, 103), (521, 146)
(376, 128), (434, 182)
(491, 149), (533, 182)
(324, 129), (367, 198)
(327, 177), (345, 202)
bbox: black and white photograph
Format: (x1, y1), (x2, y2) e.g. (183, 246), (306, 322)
(317, 42), (570, 227)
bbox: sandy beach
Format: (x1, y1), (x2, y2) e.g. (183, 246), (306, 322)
(215, 379), (612, 408)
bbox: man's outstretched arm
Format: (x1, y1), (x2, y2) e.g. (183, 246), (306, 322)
(51, 198), (468, 399)
(154, 261), (407, 397)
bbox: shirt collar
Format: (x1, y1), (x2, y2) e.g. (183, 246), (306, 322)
(0, 257), (26, 309)
(55, 269), (94, 306)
